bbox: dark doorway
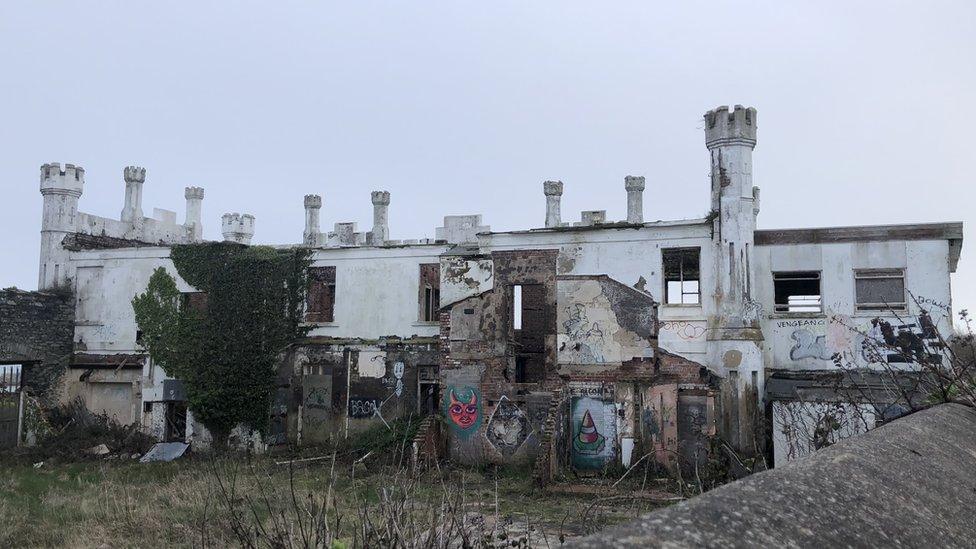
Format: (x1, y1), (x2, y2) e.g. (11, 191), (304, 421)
(164, 401), (187, 442)
(418, 365), (440, 415)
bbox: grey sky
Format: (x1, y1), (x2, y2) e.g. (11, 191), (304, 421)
(1, 2), (974, 315)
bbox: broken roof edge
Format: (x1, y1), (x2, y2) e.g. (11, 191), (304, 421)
(755, 221), (963, 272)
(479, 216), (710, 237)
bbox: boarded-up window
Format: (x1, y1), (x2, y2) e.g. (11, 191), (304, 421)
(419, 263), (440, 322)
(663, 248), (700, 305)
(306, 266), (337, 323)
(75, 266), (104, 322)
(855, 269), (906, 311)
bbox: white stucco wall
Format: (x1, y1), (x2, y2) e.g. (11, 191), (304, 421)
(304, 244), (450, 339)
(754, 239), (954, 372)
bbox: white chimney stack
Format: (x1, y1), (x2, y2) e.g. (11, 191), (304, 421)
(543, 180), (563, 228)
(371, 191), (390, 245)
(304, 194), (322, 246)
(625, 175), (645, 224)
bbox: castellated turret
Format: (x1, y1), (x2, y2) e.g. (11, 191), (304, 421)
(371, 190), (391, 245)
(121, 166), (147, 223)
(39, 163), (85, 289)
(184, 186), (205, 241)
(304, 194), (322, 246)
(704, 105), (757, 149)
(703, 104), (763, 450)
(222, 213), (255, 245)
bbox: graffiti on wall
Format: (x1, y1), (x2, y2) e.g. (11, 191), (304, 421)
(780, 310), (946, 366)
(444, 386), (482, 438)
(658, 320), (707, 341)
(484, 396), (531, 455)
(357, 351), (387, 378)
(561, 303), (607, 363)
(348, 398), (383, 419)
(381, 361), (406, 397)
(861, 313), (943, 364)
(570, 396), (616, 471)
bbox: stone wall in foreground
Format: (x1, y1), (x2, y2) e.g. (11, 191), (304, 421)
(570, 403), (976, 548)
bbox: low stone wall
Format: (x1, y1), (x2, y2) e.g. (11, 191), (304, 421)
(0, 288), (75, 403)
(570, 403), (976, 548)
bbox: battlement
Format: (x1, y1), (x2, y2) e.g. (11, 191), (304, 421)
(185, 186), (205, 200)
(39, 162), (85, 195)
(123, 166), (146, 184)
(543, 180), (563, 196)
(304, 194), (322, 208)
(624, 175), (645, 192)
(371, 190), (391, 205)
(704, 105), (757, 149)
(221, 212), (255, 244)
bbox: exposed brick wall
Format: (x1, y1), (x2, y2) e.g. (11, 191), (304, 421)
(0, 288), (75, 404)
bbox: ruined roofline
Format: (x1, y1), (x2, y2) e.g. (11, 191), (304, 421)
(754, 221), (962, 244)
(754, 221), (963, 271)
(481, 216), (710, 237)
(61, 232), (178, 251)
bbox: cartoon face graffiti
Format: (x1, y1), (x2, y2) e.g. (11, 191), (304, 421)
(448, 389), (478, 428)
(444, 386), (482, 437)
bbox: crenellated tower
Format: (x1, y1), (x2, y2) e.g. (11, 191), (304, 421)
(703, 105), (763, 453)
(38, 163), (84, 289)
(184, 186), (205, 241)
(222, 213), (255, 244)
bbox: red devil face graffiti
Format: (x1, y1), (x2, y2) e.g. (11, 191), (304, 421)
(448, 389), (479, 429)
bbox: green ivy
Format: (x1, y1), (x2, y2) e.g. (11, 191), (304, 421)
(133, 242), (311, 443)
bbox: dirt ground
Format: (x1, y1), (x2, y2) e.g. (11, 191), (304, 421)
(0, 451), (679, 548)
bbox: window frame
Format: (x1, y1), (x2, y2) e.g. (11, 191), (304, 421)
(418, 263), (441, 323)
(662, 247), (701, 306)
(772, 271), (823, 314)
(306, 266), (337, 323)
(854, 268), (907, 312)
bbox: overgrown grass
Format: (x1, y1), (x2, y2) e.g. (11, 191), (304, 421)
(0, 452), (670, 548)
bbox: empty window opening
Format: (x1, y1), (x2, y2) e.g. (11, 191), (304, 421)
(855, 269), (906, 312)
(773, 272), (822, 313)
(513, 285), (523, 329)
(515, 356), (528, 383)
(306, 266), (337, 323)
(663, 248), (701, 304)
(512, 284), (546, 384)
(419, 263), (440, 322)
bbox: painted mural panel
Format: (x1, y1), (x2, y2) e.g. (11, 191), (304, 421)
(569, 388), (616, 471)
(556, 278), (656, 371)
(484, 396), (532, 456)
(443, 386), (482, 439)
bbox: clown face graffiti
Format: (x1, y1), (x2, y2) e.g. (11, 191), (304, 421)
(444, 387), (481, 438)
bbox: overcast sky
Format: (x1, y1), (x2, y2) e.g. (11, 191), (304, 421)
(1, 2), (973, 315)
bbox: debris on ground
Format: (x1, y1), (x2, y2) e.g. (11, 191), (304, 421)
(139, 442), (189, 463)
